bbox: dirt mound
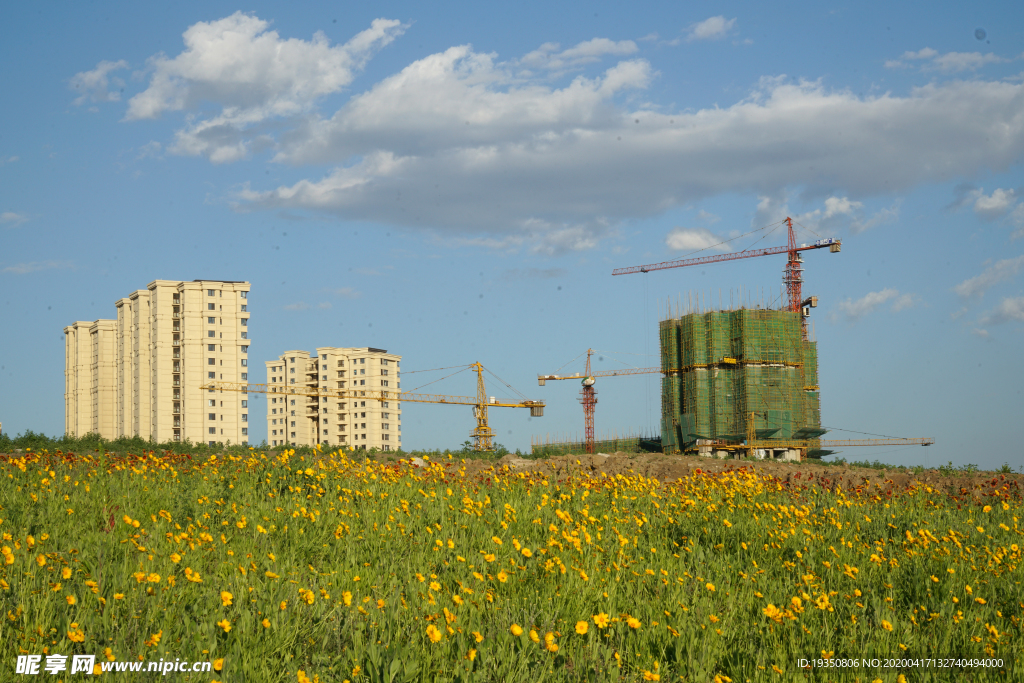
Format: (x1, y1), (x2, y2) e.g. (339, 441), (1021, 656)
(455, 452), (1022, 499)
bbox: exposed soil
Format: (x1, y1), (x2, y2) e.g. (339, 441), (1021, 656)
(453, 452), (1023, 499)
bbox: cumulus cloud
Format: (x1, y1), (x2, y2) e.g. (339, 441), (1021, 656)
(125, 13), (406, 162)
(952, 255), (1024, 298)
(753, 194), (898, 235)
(96, 15), (1024, 251)
(835, 288), (915, 320)
(0, 211), (28, 226)
(2, 260), (73, 274)
(665, 227), (729, 252)
(973, 187), (1017, 219)
(885, 47), (1008, 73)
(978, 296), (1024, 325)
(687, 16), (736, 41)
(70, 60), (129, 105)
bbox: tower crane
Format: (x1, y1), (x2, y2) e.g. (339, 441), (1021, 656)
(202, 362), (543, 452)
(613, 217), (840, 339)
(538, 349), (663, 454)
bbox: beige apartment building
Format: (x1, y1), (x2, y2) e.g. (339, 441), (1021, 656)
(266, 347), (401, 451)
(65, 280), (251, 446)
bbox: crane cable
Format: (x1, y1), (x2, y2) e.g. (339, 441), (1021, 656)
(483, 366), (532, 403)
(405, 366), (470, 394)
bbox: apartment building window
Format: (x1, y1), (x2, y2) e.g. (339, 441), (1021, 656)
(360, 368), (365, 374)
(173, 293), (180, 301)
(208, 317), (216, 324)
(290, 378), (295, 384)
(241, 318), (248, 326)
(291, 432), (296, 438)
(208, 331), (216, 338)
(360, 380), (365, 386)
(360, 358), (365, 364)
(208, 413), (216, 420)
(242, 414), (247, 422)
(241, 373), (247, 380)
(272, 377), (277, 383)
(241, 331), (247, 339)
(323, 429), (328, 435)
(208, 372), (216, 379)
(381, 359), (389, 365)
(241, 346), (248, 353)
(209, 399), (216, 407)
(382, 380), (389, 387)
(241, 359), (248, 367)
(383, 424), (389, 430)
(290, 421), (295, 427)
(337, 371), (345, 377)
(207, 358), (215, 365)
(208, 427), (216, 434)
(290, 367), (295, 373)
(241, 428), (248, 436)
(208, 303), (215, 311)
(337, 360), (344, 367)
(208, 344), (216, 351)
(241, 305), (247, 312)
(382, 369), (388, 376)
(241, 400), (247, 408)
(208, 289), (215, 296)
(240, 291), (247, 299)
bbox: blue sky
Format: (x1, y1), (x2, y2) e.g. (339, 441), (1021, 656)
(2, 1), (1022, 468)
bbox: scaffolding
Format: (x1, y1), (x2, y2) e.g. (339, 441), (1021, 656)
(660, 293), (821, 454)
(530, 430), (661, 457)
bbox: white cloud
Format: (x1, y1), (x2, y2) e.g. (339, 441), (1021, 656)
(70, 60), (129, 105)
(952, 255), (1024, 298)
(885, 47), (1007, 73)
(2, 261), (73, 274)
(973, 187), (1017, 219)
(317, 302), (332, 309)
(519, 38), (638, 74)
(687, 16), (736, 41)
(1012, 204), (1024, 239)
(753, 194), (897, 235)
(0, 156), (18, 165)
(836, 288), (914, 320)
(978, 296), (1024, 325)
(695, 209), (720, 224)
(851, 202), (900, 233)
(0, 211), (28, 226)
(665, 227), (728, 252)
(283, 302), (309, 310)
(327, 287), (361, 299)
(125, 13), (406, 162)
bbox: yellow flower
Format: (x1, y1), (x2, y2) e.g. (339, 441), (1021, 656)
(642, 672), (660, 681)
(723, 520), (732, 528)
(521, 548), (533, 558)
(217, 619), (232, 633)
(67, 628), (85, 643)
(35, 555), (46, 567)
(114, 593), (125, 600)
(429, 581), (441, 592)
(593, 613), (610, 628)
(426, 624), (442, 643)
(497, 571), (508, 583)
(66, 595), (76, 605)
(484, 554), (496, 563)
(170, 552), (182, 563)
(472, 631), (484, 643)
(466, 648), (477, 661)
(529, 629), (540, 643)
(145, 630), (163, 647)
(62, 567), (72, 580)
(881, 620), (893, 631)
(342, 591), (352, 606)
(627, 617), (642, 629)
(975, 598), (987, 605)
(575, 621), (589, 635)
(705, 583), (715, 592)
(266, 571), (280, 579)
(510, 624), (524, 636)
(280, 600), (288, 611)
(546, 642), (558, 653)
(213, 659), (224, 672)
(713, 675), (732, 683)
(221, 591), (233, 607)
(930, 575), (939, 583)
(983, 505), (992, 513)
(492, 536), (503, 545)
(300, 589), (315, 605)
(262, 618), (270, 628)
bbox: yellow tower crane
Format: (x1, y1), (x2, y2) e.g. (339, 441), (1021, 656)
(202, 362), (544, 452)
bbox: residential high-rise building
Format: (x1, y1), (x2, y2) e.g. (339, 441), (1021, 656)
(265, 347), (401, 450)
(64, 280), (251, 446)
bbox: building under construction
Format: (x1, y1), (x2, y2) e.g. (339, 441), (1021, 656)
(660, 302), (825, 457)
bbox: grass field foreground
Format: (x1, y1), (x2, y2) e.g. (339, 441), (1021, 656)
(0, 447), (1021, 682)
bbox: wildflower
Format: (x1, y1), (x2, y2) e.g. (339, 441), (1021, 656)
(975, 598), (987, 605)
(217, 619), (231, 633)
(763, 605), (783, 623)
(36, 555), (46, 567)
(723, 520), (732, 528)
(713, 675), (732, 683)
(983, 506), (992, 513)
(497, 571), (508, 583)
(221, 591), (233, 607)
(547, 643), (558, 653)
(114, 593), (125, 600)
(147, 573), (160, 583)
(300, 589), (315, 605)
(510, 624), (524, 636)
(881, 620), (893, 631)
(265, 571), (280, 579)
(62, 567), (72, 579)
(627, 617), (642, 629)
(575, 621), (589, 635)
(67, 628), (85, 643)
(466, 648), (477, 661)
(472, 631), (484, 643)
(529, 629), (540, 643)
(491, 536), (502, 545)
(426, 625), (442, 643)
(484, 554), (496, 563)
(642, 672), (660, 681)
(262, 618), (270, 628)
(342, 591), (352, 606)
(521, 548), (533, 558)
(705, 583), (715, 592)
(280, 600), (288, 611)
(593, 613), (610, 628)
(213, 659), (224, 672)
(429, 581), (441, 592)
(145, 630), (163, 646)
(65, 594), (77, 605)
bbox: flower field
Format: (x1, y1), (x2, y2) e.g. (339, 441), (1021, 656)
(0, 448), (1021, 682)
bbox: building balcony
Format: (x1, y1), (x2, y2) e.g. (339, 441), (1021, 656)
(172, 312), (180, 319)
(173, 351), (180, 359)
(172, 340), (180, 346)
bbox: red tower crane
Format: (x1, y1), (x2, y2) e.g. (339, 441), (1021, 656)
(612, 217), (841, 337)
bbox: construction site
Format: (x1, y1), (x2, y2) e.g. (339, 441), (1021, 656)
(530, 217), (934, 460)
